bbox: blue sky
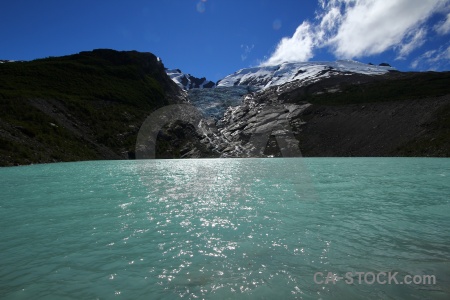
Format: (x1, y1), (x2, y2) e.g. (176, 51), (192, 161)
(1, 0), (449, 82)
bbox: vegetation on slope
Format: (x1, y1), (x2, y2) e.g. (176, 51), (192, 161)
(0, 49), (182, 166)
(302, 71), (450, 105)
(295, 72), (450, 157)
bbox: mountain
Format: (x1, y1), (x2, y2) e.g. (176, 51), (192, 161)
(0, 49), (187, 166)
(1, 50), (449, 165)
(211, 71), (450, 158)
(173, 63), (450, 158)
(217, 60), (396, 90)
(166, 69), (215, 90)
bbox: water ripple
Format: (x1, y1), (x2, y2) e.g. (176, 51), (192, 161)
(0, 158), (449, 299)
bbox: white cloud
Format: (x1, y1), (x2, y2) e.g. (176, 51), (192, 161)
(397, 28), (427, 59)
(260, 22), (315, 66)
(316, 5), (342, 42)
(434, 12), (450, 34)
(260, 0), (448, 66)
(329, 0), (442, 58)
(411, 44), (450, 69)
(241, 44), (255, 61)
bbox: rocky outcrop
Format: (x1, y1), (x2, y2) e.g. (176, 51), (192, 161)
(173, 81), (314, 158)
(167, 69), (216, 90)
(210, 96), (310, 157)
(177, 71), (450, 158)
(177, 72), (383, 158)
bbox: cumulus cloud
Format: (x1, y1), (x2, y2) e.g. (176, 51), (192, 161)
(261, 22), (315, 66)
(329, 0), (442, 58)
(260, 0), (448, 66)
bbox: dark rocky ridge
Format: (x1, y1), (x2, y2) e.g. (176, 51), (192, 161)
(180, 75), (215, 89)
(296, 95), (450, 156)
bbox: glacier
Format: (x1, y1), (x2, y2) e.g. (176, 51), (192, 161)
(165, 60), (398, 158)
(187, 86), (256, 120)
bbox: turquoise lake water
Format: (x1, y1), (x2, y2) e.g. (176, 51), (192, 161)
(0, 158), (449, 299)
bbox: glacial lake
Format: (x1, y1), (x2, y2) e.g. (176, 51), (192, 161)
(0, 158), (449, 299)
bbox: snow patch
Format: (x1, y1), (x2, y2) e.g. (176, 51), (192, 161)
(166, 69), (216, 90)
(217, 60), (395, 90)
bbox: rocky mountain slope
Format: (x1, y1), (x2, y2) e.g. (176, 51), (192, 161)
(170, 69), (450, 158)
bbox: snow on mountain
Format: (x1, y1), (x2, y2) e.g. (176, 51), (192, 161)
(167, 69), (215, 90)
(169, 60), (396, 124)
(217, 60), (396, 90)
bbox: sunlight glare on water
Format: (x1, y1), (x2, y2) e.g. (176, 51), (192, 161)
(0, 158), (449, 299)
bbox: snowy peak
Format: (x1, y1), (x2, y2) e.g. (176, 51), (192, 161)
(217, 60), (396, 90)
(166, 69), (216, 90)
